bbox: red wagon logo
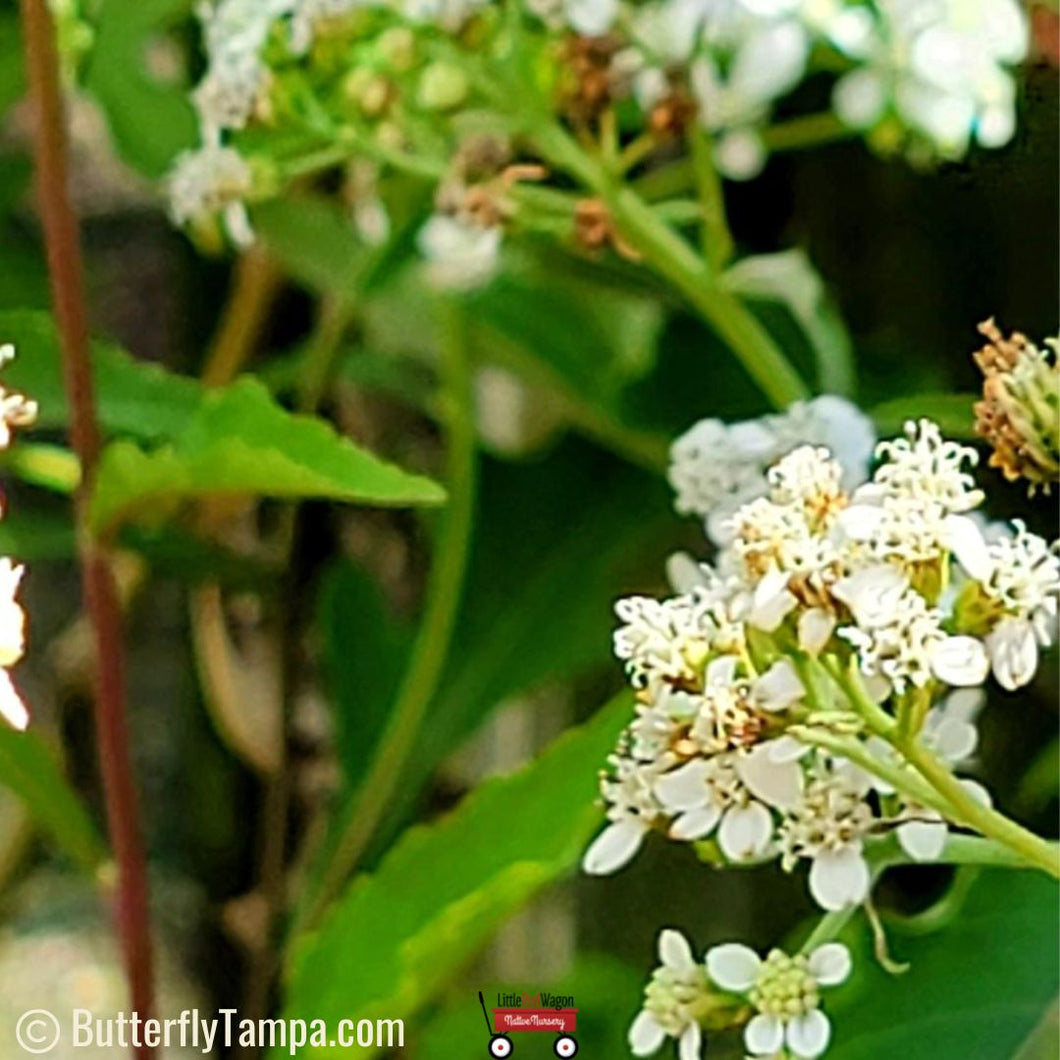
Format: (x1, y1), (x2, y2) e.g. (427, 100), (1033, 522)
(478, 992), (579, 1057)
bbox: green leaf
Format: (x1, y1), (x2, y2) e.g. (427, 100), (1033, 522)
(279, 693), (631, 1059)
(0, 309), (202, 442)
(417, 955), (643, 1059)
(0, 727), (105, 873)
(0, 509), (76, 561)
(89, 377), (445, 535)
(871, 393), (980, 440)
(828, 870), (1059, 1059)
(317, 560), (413, 783)
(82, 0), (198, 178)
(723, 250), (856, 399)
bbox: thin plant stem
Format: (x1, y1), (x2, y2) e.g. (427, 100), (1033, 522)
(296, 299), (477, 932)
(19, 0), (155, 1050)
(687, 123), (733, 270)
(530, 121), (809, 410)
(896, 734), (1060, 879)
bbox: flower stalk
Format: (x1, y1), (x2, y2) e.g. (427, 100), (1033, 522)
(18, 0), (155, 1050)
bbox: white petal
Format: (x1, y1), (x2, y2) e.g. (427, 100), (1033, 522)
(718, 801), (774, 861)
(960, 778), (992, 808)
(582, 819), (646, 875)
(987, 617), (1038, 691)
(862, 671), (892, 703)
(768, 734), (810, 764)
(0, 670), (28, 731)
(659, 928), (697, 972)
(737, 744), (804, 811)
(786, 1009), (831, 1059)
(705, 653), (740, 688)
(929, 636), (989, 687)
(629, 1010), (666, 1056)
(670, 804), (723, 841)
(798, 607), (836, 656)
(939, 687), (985, 723)
(929, 716), (978, 764)
(835, 502), (885, 542)
(667, 552), (709, 593)
(750, 569), (797, 632)
(655, 760), (711, 813)
(807, 942), (852, 986)
(831, 564), (908, 628)
(678, 1021), (702, 1060)
(706, 942), (762, 992)
(808, 847), (870, 911)
(753, 658), (805, 711)
(744, 1012), (785, 1056)
(942, 514), (993, 582)
(897, 818), (948, 862)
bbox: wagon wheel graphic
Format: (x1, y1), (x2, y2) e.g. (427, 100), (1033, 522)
(479, 992), (514, 1056)
(553, 1033), (578, 1056)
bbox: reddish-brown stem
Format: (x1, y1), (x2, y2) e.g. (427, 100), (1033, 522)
(19, 0), (155, 1051)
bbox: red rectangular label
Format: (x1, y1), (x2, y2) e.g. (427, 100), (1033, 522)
(492, 1009), (578, 1033)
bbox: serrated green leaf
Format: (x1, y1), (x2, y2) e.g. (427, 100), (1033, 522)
(279, 693), (631, 1059)
(828, 870), (1059, 1060)
(872, 393), (980, 440)
(89, 377), (445, 535)
(723, 250), (856, 399)
(82, 0), (198, 178)
(0, 727), (105, 873)
(0, 309), (202, 441)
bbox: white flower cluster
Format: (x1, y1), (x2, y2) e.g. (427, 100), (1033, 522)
(585, 419), (1059, 920)
(629, 928), (851, 1060)
(668, 395), (875, 545)
(0, 345), (36, 732)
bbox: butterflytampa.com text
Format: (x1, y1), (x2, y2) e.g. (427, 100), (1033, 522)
(14, 1008), (404, 1055)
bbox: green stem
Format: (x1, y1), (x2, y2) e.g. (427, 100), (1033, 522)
(687, 122), (733, 270)
(762, 112), (854, 153)
(295, 300), (477, 932)
(896, 734), (1060, 879)
(531, 122), (809, 411)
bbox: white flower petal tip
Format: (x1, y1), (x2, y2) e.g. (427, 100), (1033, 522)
(659, 929), (697, 973)
(582, 819), (645, 875)
(832, 565), (908, 629)
(706, 942), (762, 992)
(666, 551), (709, 594)
(786, 1009), (831, 1059)
(737, 743), (804, 812)
(655, 760), (712, 813)
(0, 674), (28, 731)
(718, 801), (775, 862)
(987, 617), (1039, 691)
(942, 514), (993, 582)
(744, 1012), (785, 1056)
(897, 818), (948, 862)
(807, 942), (852, 986)
(808, 847), (870, 911)
(629, 1010), (666, 1057)
(929, 635), (990, 687)
(754, 658), (805, 711)
(670, 805), (722, 841)
(798, 608), (836, 655)
(678, 1021), (702, 1060)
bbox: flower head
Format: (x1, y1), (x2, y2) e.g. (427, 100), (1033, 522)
(707, 941), (851, 1059)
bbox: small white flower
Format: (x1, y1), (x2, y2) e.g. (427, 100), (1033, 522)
(630, 929), (710, 1060)
(780, 771), (874, 911)
(417, 214), (501, 291)
(707, 942), (851, 1059)
(0, 345), (38, 450)
(613, 593), (712, 691)
(168, 144), (255, 247)
(583, 749), (669, 875)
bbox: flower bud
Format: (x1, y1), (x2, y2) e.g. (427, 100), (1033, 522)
(417, 62), (469, 111)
